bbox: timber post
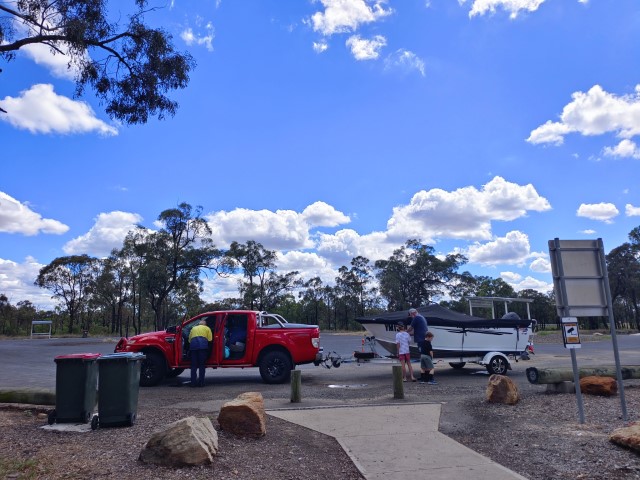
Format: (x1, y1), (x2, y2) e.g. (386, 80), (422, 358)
(290, 369), (302, 403)
(393, 365), (404, 399)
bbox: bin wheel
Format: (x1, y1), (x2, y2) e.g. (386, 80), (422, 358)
(127, 413), (136, 427)
(47, 410), (56, 425)
(91, 415), (99, 430)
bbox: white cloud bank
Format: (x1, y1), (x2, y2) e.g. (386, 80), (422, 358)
(386, 176), (551, 242)
(0, 192), (69, 236)
(527, 85), (640, 159)
(576, 203), (619, 223)
(310, 0), (392, 36)
(346, 34), (386, 60)
(0, 84), (118, 136)
(63, 211), (144, 257)
(181, 22), (215, 51)
(2, 178), (556, 307)
(464, 0), (546, 19)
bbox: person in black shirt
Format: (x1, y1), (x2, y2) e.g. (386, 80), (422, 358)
(419, 331), (437, 385)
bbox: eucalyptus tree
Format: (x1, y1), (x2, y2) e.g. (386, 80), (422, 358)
(226, 240), (277, 310)
(517, 289), (556, 329)
(0, 0), (195, 124)
(35, 254), (98, 333)
(607, 242), (640, 330)
(299, 276), (325, 325)
(139, 203), (224, 330)
(375, 240), (468, 310)
(260, 271), (302, 312)
(91, 251), (133, 335)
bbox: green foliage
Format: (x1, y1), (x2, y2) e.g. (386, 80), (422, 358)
(0, 0), (195, 124)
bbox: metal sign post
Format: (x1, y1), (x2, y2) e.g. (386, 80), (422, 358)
(548, 238), (628, 424)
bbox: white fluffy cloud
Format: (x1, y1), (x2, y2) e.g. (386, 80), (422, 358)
(0, 192), (69, 236)
(500, 270), (553, 293)
(20, 43), (79, 80)
(346, 34), (386, 60)
(384, 49), (425, 76)
(181, 23), (215, 51)
(0, 257), (56, 309)
(529, 257), (550, 273)
(576, 203), (619, 223)
(527, 85), (640, 151)
(465, 231), (532, 266)
(316, 229), (396, 267)
(313, 41), (329, 53)
(464, 0), (546, 19)
(63, 211), (143, 257)
(387, 176), (551, 241)
(604, 139), (640, 159)
(311, 0), (392, 36)
(626, 204), (640, 217)
(0, 84), (118, 135)
(301, 201), (351, 227)
(206, 203), (348, 251)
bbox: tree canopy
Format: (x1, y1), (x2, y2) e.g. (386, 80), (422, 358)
(0, 0), (195, 124)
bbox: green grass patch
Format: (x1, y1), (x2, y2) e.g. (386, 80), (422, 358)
(0, 457), (48, 480)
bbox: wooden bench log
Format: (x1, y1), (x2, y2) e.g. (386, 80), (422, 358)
(526, 366), (640, 385)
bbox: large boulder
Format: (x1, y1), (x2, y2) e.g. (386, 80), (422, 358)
(139, 416), (218, 467)
(217, 391), (266, 437)
(486, 374), (520, 405)
(610, 421), (640, 453)
(579, 376), (617, 396)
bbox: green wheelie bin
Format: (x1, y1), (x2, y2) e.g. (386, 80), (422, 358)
(93, 352), (145, 430)
(49, 353), (100, 425)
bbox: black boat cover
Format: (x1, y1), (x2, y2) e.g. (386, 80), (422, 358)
(355, 304), (532, 329)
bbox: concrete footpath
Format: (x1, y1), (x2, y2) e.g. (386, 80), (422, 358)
(268, 403), (528, 480)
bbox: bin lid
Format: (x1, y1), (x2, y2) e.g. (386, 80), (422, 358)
(54, 353), (101, 361)
(97, 352), (145, 361)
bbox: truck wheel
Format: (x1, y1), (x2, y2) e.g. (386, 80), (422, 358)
(449, 362), (466, 369)
(139, 351), (166, 386)
(259, 350), (292, 384)
(486, 355), (508, 375)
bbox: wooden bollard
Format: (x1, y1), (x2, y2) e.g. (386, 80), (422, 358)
(290, 369), (302, 403)
(393, 365), (404, 399)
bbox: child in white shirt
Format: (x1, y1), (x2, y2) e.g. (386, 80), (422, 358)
(395, 323), (416, 382)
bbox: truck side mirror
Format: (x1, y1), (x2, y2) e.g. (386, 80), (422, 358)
(166, 325), (177, 334)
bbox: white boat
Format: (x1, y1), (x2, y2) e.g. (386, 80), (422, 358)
(355, 299), (535, 375)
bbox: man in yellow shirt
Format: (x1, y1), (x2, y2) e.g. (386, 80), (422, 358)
(188, 319), (212, 387)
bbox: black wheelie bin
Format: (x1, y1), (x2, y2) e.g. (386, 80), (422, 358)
(49, 353), (100, 425)
(93, 352), (145, 429)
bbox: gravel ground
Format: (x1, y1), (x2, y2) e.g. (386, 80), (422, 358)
(1, 333), (639, 480)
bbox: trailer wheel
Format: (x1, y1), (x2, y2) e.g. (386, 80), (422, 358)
(449, 362), (466, 369)
(486, 355), (508, 375)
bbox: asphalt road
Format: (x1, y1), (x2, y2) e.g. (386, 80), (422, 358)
(2, 332), (639, 391)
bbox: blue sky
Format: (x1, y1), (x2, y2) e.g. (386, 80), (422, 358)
(2, 0), (640, 310)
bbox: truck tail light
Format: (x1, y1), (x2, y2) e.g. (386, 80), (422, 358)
(312, 337), (320, 349)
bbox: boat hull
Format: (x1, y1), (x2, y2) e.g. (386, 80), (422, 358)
(358, 320), (533, 360)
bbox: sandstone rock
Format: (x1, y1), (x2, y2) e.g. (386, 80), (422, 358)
(486, 374), (520, 405)
(610, 421), (640, 452)
(579, 376), (617, 396)
(139, 416), (218, 467)
(217, 391), (266, 437)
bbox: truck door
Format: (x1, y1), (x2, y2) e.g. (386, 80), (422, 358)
(177, 314), (217, 367)
(220, 312), (250, 364)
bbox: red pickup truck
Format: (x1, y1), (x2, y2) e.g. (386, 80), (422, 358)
(114, 310), (323, 386)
